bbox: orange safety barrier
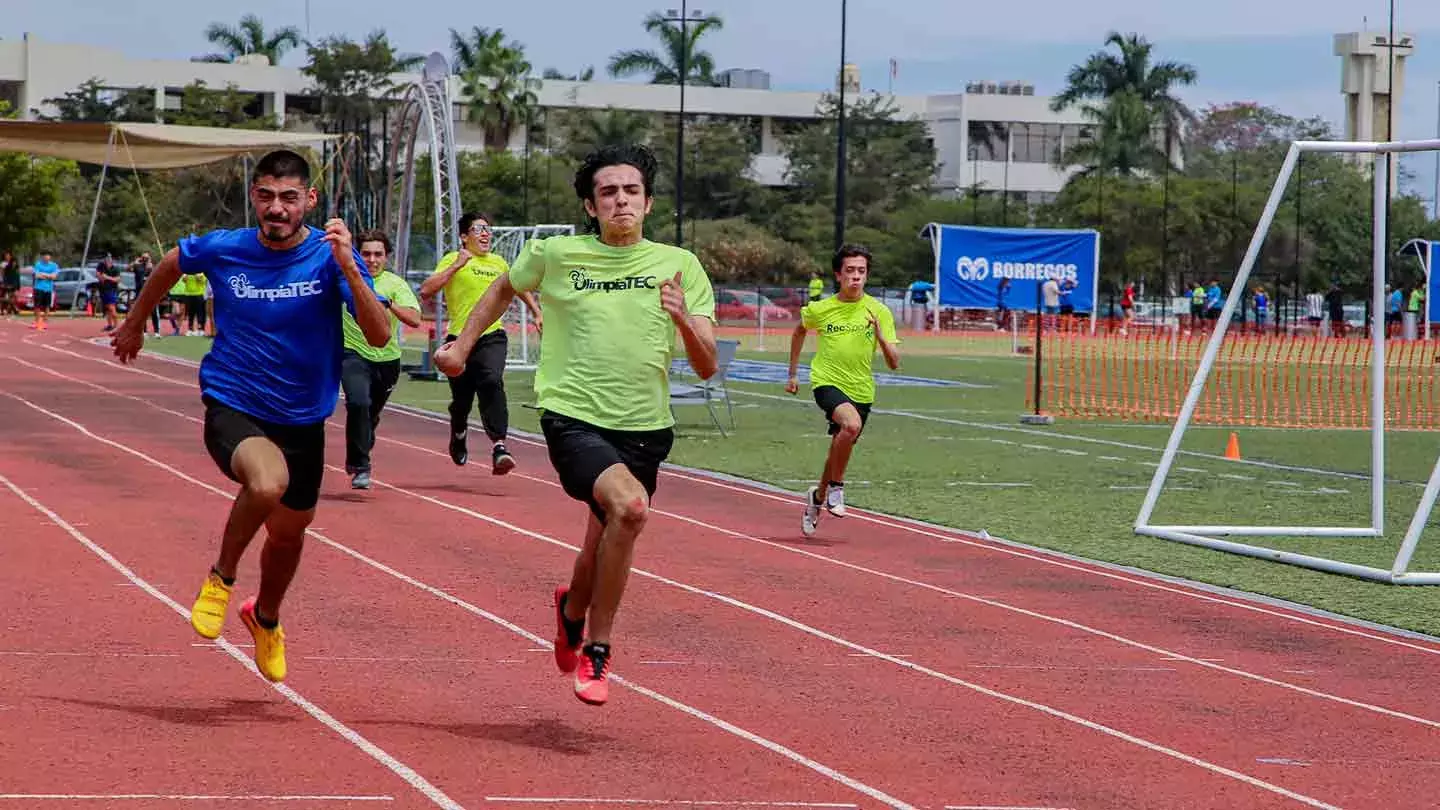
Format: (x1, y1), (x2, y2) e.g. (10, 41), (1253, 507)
(1027, 321), (1440, 431)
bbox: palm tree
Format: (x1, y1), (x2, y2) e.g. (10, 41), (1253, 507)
(1051, 31), (1197, 168)
(449, 26), (507, 76)
(608, 11), (724, 85)
(1059, 91), (1168, 177)
(559, 108), (654, 161)
(543, 66), (596, 81)
(450, 29), (540, 151)
(198, 14), (302, 64)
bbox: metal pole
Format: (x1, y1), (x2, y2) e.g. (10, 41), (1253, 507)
(833, 0), (848, 252)
(675, 0), (688, 247)
(1032, 279), (1044, 415)
(1371, 152), (1389, 534)
(1433, 80), (1439, 220)
(81, 128), (117, 269)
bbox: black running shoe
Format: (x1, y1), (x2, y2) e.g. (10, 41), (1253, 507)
(449, 429), (468, 466)
(492, 442), (516, 475)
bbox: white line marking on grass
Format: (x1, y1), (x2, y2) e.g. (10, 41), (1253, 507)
(0, 472), (462, 810)
(727, 388), (1381, 484)
(0, 386), (916, 810)
(948, 482), (1033, 488)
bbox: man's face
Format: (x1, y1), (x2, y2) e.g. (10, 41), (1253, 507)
(359, 240), (388, 273)
(250, 174), (316, 242)
(462, 219), (492, 254)
(835, 256), (869, 294)
(584, 164), (651, 235)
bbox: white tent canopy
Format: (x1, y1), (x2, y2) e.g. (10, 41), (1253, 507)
(0, 120), (341, 264)
(0, 120), (337, 169)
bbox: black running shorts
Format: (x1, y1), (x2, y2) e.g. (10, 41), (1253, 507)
(540, 410), (675, 523)
(812, 385), (872, 437)
(203, 395), (327, 512)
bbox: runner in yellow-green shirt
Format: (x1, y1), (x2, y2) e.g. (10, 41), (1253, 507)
(420, 212), (542, 475)
(786, 244), (901, 537)
(434, 144), (717, 707)
(341, 230), (422, 490)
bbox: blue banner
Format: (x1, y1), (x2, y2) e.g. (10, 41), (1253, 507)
(927, 224), (1100, 313)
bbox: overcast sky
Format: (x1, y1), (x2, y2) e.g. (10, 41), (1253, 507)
(7, 0), (1440, 203)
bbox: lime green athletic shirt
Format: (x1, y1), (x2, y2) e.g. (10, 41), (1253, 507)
(343, 269), (419, 362)
(437, 251), (508, 337)
(801, 293), (899, 404)
(509, 234), (716, 431)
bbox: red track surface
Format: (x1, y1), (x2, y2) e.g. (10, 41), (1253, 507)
(6, 318), (1440, 810)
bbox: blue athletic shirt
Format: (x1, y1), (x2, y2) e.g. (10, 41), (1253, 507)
(178, 227), (380, 425)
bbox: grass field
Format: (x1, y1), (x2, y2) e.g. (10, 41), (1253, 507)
(136, 327), (1440, 636)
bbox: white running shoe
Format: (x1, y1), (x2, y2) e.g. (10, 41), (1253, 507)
(802, 486), (822, 537)
(825, 484), (846, 517)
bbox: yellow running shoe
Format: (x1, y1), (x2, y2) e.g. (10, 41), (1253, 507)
(239, 597), (286, 683)
(190, 571), (232, 639)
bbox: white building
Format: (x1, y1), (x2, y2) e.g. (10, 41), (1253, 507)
(1334, 29), (1415, 195)
(0, 32), (1094, 205)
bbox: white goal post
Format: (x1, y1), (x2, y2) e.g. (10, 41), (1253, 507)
(1133, 136), (1440, 585)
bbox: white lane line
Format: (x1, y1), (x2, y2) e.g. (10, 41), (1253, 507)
(0, 473), (461, 810)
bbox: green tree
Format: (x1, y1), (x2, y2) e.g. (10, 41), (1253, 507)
(199, 14), (301, 64)
(0, 103), (78, 255)
(39, 78), (155, 123)
(163, 81), (277, 129)
(779, 93), (938, 226)
(688, 218), (818, 284)
(1051, 32), (1197, 170)
(1059, 90), (1168, 176)
(555, 107), (655, 163)
(302, 31), (422, 132)
(608, 11), (724, 85)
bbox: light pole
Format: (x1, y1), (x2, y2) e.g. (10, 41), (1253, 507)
(663, 4), (705, 247)
(833, 0), (849, 252)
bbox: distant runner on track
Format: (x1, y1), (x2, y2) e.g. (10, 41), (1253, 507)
(786, 244), (901, 536)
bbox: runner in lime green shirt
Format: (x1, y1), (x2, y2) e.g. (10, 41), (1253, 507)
(786, 244), (901, 537)
(434, 144), (717, 707)
(340, 230), (422, 489)
(419, 212), (542, 475)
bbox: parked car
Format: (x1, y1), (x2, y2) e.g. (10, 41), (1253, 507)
(714, 288), (794, 323)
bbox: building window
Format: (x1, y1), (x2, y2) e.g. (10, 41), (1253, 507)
(967, 121), (1008, 161)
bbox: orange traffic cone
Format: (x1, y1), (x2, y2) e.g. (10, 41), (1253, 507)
(1224, 432), (1241, 461)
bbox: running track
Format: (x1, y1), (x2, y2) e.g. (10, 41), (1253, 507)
(4, 319), (1440, 809)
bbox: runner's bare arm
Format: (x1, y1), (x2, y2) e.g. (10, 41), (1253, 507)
(661, 272), (717, 379)
(390, 303), (423, 329)
(325, 220), (390, 348)
(434, 273), (517, 376)
(418, 250), (471, 298)
(111, 248), (183, 363)
(785, 322), (808, 394)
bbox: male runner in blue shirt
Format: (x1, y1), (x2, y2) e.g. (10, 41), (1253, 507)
(111, 149), (391, 683)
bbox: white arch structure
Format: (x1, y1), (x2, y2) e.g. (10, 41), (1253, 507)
(384, 52), (566, 376)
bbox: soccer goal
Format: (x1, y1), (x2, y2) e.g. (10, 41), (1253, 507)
(1133, 137), (1440, 585)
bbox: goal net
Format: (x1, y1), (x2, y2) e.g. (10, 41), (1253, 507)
(1133, 137), (1440, 585)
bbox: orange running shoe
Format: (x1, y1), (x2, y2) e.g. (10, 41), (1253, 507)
(573, 642), (611, 706)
